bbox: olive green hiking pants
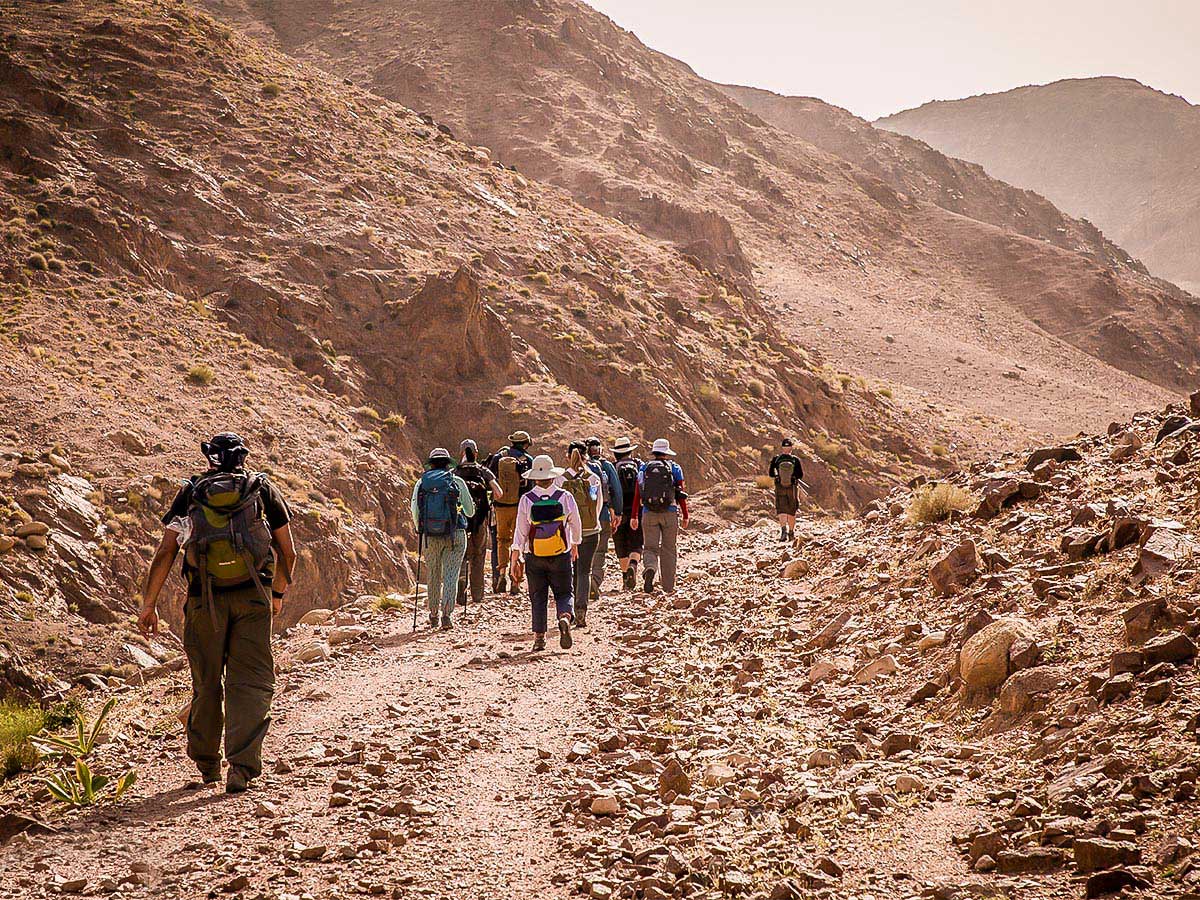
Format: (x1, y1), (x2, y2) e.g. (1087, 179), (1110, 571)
(183, 584), (275, 778)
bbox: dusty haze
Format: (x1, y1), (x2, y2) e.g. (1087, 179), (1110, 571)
(589, 0), (1200, 120)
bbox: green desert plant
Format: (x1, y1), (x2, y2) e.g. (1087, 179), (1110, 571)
(34, 698), (137, 808)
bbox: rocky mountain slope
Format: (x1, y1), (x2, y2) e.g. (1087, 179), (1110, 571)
(3, 401), (1198, 898)
(0, 0), (932, 682)
(199, 0), (1200, 450)
(879, 77), (1200, 296)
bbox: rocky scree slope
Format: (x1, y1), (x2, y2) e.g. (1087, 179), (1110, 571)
(1, 406), (1199, 897)
(202, 0), (1200, 445)
(551, 398), (1200, 899)
(879, 77), (1200, 296)
(0, 0), (930, 692)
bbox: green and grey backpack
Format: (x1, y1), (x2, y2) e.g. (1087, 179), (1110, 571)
(182, 471), (274, 593)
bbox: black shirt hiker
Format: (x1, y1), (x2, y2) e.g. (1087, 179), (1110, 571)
(138, 433), (297, 795)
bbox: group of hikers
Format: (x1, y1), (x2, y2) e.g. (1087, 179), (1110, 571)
(134, 430), (801, 794)
(411, 431), (689, 651)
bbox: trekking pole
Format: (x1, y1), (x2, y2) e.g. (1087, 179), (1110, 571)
(797, 479), (813, 494)
(411, 535), (423, 633)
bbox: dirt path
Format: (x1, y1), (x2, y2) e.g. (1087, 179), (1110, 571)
(0, 591), (613, 900)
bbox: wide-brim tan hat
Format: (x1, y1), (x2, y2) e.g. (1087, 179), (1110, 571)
(611, 436), (638, 453)
(509, 430), (531, 444)
(523, 454), (564, 480)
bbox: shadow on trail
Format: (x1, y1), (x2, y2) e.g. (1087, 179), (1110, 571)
(64, 785), (227, 835)
(456, 649), (566, 670)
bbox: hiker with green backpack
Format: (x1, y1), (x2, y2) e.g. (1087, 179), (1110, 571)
(138, 433), (296, 794)
(455, 439), (503, 610)
(411, 447), (475, 630)
(509, 454), (583, 651)
(560, 442), (603, 629)
(768, 437), (803, 542)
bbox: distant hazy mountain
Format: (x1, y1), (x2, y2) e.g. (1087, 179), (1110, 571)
(879, 77), (1200, 295)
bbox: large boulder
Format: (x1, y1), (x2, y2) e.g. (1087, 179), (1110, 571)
(960, 618), (1038, 693)
(930, 540), (979, 596)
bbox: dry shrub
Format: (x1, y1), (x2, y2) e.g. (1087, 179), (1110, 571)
(908, 483), (974, 523)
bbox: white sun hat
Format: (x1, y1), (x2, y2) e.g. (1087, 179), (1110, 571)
(611, 436), (639, 453)
(523, 454), (565, 480)
(650, 438), (677, 457)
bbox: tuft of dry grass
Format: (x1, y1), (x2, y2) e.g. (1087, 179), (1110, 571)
(186, 364), (215, 386)
(907, 483), (974, 523)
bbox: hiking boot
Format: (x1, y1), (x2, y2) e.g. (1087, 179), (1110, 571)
(441, 614), (453, 630)
(779, 527), (788, 542)
(509, 580), (521, 596)
(495, 574), (507, 594)
(589, 583), (600, 604)
(575, 606), (587, 629)
(225, 766), (252, 794)
(532, 634), (546, 652)
(187, 766), (221, 789)
(643, 570), (655, 593)
(622, 568), (635, 591)
(558, 616), (573, 650)
(428, 611), (439, 628)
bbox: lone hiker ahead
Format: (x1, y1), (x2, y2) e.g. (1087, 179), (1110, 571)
(138, 433), (297, 794)
(485, 430), (534, 594)
(629, 438), (688, 594)
(509, 454), (582, 651)
(411, 447), (475, 630)
(768, 437), (803, 542)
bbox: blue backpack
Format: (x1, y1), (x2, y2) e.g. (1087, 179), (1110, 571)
(417, 468), (463, 536)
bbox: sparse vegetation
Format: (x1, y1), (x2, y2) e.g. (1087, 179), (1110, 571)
(0, 701), (45, 780)
(186, 364), (215, 386)
(261, 81), (282, 98)
(26, 252), (48, 271)
(35, 698), (137, 808)
(374, 594), (406, 612)
(907, 482), (975, 523)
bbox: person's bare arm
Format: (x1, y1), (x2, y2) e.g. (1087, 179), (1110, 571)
(271, 523), (297, 614)
(138, 532), (180, 636)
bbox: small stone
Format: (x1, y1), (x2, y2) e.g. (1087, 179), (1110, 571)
(806, 749), (840, 769)
(853, 655), (898, 683)
(973, 855), (996, 872)
(1073, 837), (1140, 873)
(254, 801), (278, 818)
(299, 845), (327, 861)
(894, 774), (926, 794)
(295, 641), (331, 664)
(328, 625), (367, 646)
(590, 794), (620, 816)
(298, 608), (335, 626)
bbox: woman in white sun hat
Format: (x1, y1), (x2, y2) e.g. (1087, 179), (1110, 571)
(509, 454), (583, 651)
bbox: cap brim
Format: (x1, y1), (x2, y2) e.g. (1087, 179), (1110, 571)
(612, 443), (638, 452)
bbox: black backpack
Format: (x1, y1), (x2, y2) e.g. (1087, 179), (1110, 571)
(456, 462), (491, 533)
(641, 459), (676, 512)
(615, 458), (641, 515)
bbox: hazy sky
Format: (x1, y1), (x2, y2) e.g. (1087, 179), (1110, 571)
(587, 1), (1200, 120)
